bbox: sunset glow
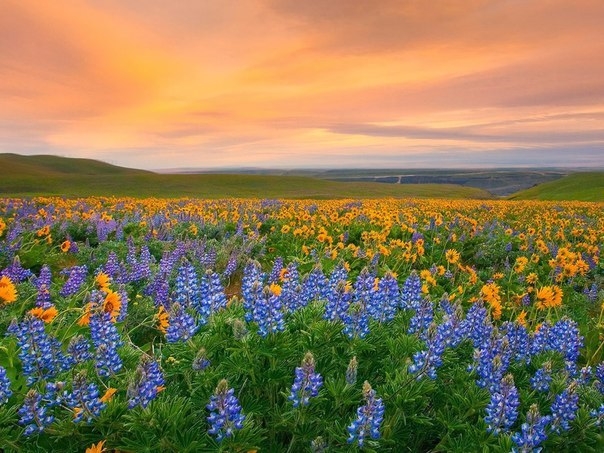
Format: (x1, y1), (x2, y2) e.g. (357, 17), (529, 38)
(2, 0), (603, 169)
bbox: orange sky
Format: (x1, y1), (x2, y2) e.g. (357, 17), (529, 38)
(1, 0), (604, 169)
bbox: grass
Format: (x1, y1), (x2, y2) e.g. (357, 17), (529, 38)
(0, 154), (492, 199)
(508, 172), (604, 201)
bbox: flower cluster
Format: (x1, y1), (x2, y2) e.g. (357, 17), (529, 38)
(207, 379), (246, 442)
(347, 381), (385, 447)
(128, 356), (165, 409)
(289, 352), (323, 408)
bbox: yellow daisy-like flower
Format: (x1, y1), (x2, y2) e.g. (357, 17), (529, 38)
(85, 440), (106, 453)
(0, 275), (18, 304)
(100, 388), (117, 403)
(103, 290), (121, 321)
(29, 306), (58, 323)
(535, 285), (563, 310)
(95, 272), (111, 291)
(60, 240), (71, 253)
(445, 249), (461, 265)
(157, 305), (169, 333)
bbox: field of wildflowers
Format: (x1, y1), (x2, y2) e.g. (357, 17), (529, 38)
(0, 197), (603, 452)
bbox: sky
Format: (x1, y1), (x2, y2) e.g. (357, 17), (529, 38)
(1, 0), (604, 170)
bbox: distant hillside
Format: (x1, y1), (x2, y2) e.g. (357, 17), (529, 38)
(0, 154), (491, 199)
(509, 172), (604, 201)
(0, 153), (152, 177)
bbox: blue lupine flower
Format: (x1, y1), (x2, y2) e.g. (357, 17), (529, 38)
(0, 365), (11, 405)
(268, 257), (283, 284)
(591, 404), (604, 427)
(207, 379), (246, 442)
(192, 348), (211, 371)
(409, 322), (449, 380)
(462, 302), (493, 349)
(501, 321), (530, 364)
(547, 318), (583, 375)
(485, 374), (520, 435)
(18, 389), (55, 436)
(346, 356), (358, 386)
(530, 361), (553, 392)
(202, 270), (228, 313)
(6, 316), (71, 385)
(89, 312), (123, 377)
(511, 404), (551, 453)
(401, 271), (422, 310)
(302, 266), (327, 305)
(33, 265), (53, 309)
(342, 301), (370, 339)
(347, 381), (385, 447)
(280, 262), (303, 313)
(67, 334), (93, 365)
(323, 262), (348, 302)
(224, 253), (237, 278)
(253, 286), (285, 337)
(173, 260), (200, 309)
(371, 272), (400, 322)
(165, 303), (199, 343)
(289, 352), (323, 407)
(583, 283), (599, 303)
(408, 296), (434, 339)
(103, 252), (123, 282)
(595, 362), (604, 393)
(242, 260), (265, 322)
(63, 372), (106, 423)
(1, 256), (33, 282)
(128, 356), (165, 409)
(550, 382), (579, 433)
(60, 265), (88, 297)
(324, 280), (352, 322)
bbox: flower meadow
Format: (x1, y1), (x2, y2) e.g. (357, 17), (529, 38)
(0, 197), (603, 452)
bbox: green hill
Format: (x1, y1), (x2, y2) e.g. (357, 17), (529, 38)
(0, 153), (151, 177)
(508, 172), (604, 201)
(0, 153), (492, 199)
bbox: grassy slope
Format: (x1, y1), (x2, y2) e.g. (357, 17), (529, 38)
(0, 154), (491, 199)
(508, 172), (604, 201)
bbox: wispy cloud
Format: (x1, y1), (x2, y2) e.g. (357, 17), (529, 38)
(1, 0), (603, 168)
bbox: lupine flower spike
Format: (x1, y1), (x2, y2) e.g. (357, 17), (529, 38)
(207, 379), (245, 441)
(347, 381), (385, 447)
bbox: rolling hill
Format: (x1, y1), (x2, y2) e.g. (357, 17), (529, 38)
(508, 172), (604, 201)
(0, 154), (492, 199)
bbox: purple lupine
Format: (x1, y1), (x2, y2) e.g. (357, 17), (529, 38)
(63, 372), (106, 423)
(408, 296), (434, 339)
(1, 256), (32, 282)
(116, 285), (129, 322)
(224, 253), (237, 278)
(253, 286), (285, 337)
(89, 312), (123, 377)
(342, 301), (370, 339)
(595, 362), (604, 393)
(550, 382), (579, 433)
(289, 352), (323, 407)
(401, 271), (422, 310)
(33, 265), (53, 309)
(165, 303), (199, 343)
(280, 262), (303, 313)
(201, 270), (227, 313)
(242, 260), (265, 322)
(324, 280), (352, 322)
(173, 261), (200, 309)
(530, 361), (553, 392)
(346, 356), (358, 386)
(268, 257), (283, 284)
(511, 404), (551, 452)
(192, 348), (211, 371)
(591, 404), (604, 427)
(18, 389), (55, 436)
(302, 266), (328, 305)
(484, 374), (520, 435)
(547, 318), (583, 375)
(60, 265), (88, 297)
(6, 316), (71, 385)
(462, 302), (494, 350)
(103, 252), (123, 282)
(408, 322), (449, 380)
(128, 356), (165, 409)
(0, 365), (11, 404)
(67, 334), (93, 365)
(371, 272), (400, 322)
(207, 379), (246, 442)
(347, 381), (385, 447)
